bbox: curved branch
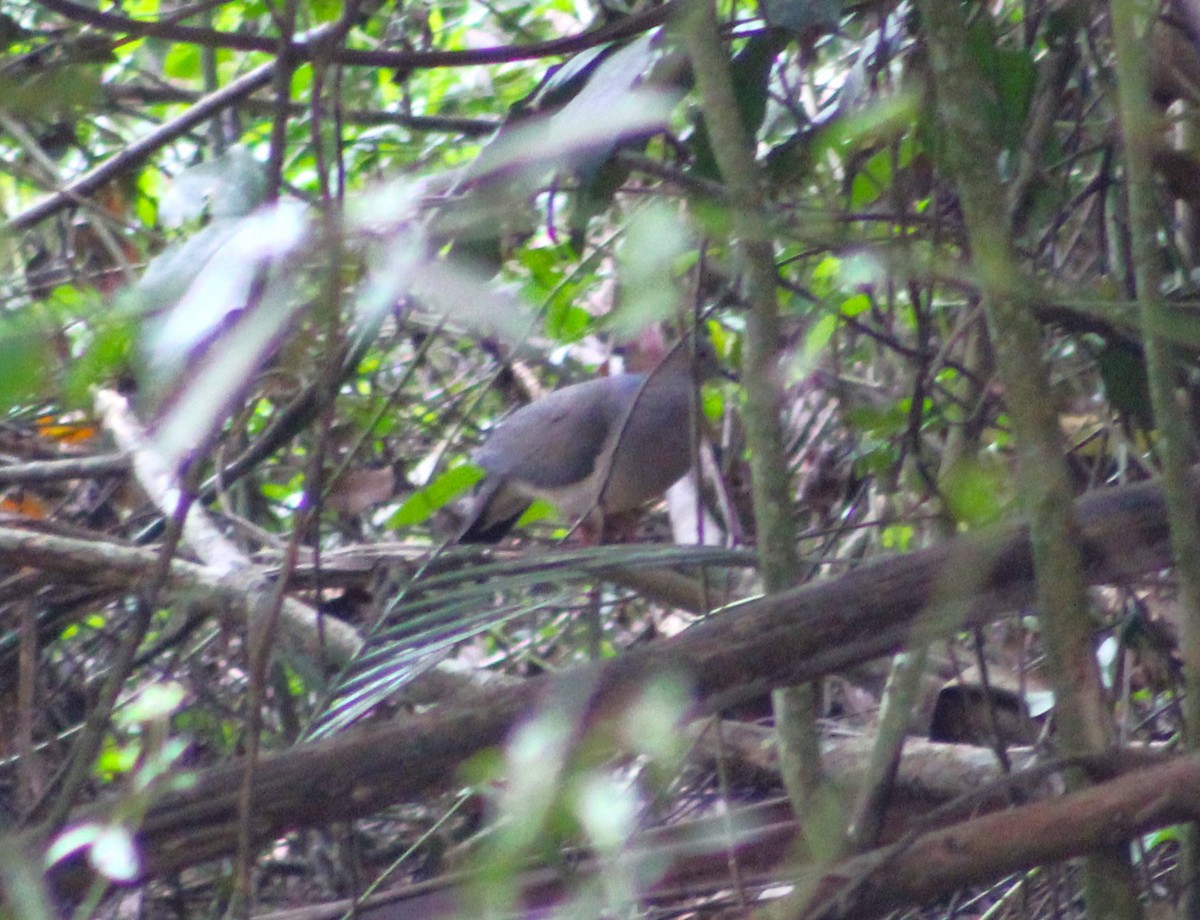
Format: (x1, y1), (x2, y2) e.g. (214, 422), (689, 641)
(34, 0), (675, 68)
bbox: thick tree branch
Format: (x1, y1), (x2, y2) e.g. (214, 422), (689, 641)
(46, 472), (1191, 889)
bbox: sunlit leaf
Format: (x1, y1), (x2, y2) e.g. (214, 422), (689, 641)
(120, 681), (186, 724)
(388, 464), (485, 528)
(96, 741), (138, 778)
(840, 292), (871, 317)
(576, 772), (637, 849)
(88, 825), (139, 882)
(515, 497), (556, 528)
(44, 824), (102, 868)
(881, 522), (913, 551)
(163, 42), (200, 80)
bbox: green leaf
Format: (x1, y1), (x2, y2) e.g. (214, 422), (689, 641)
(388, 464), (485, 527)
(966, 19), (1036, 152)
(804, 312), (838, 357)
(119, 682), (185, 725)
(545, 300), (591, 341)
(95, 741), (138, 778)
(941, 458), (1012, 527)
(159, 147), (268, 227)
(514, 498), (556, 528)
(311, 0), (341, 22)
(163, 42), (201, 80)
(850, 149), (893, 208)
(0, 320), (50, 411)
(66, 316), (134, 407)
(840, 292), (871, 317)
(1143, 825), (1185, 853)
(881, 523), (913, 551)
(1095, 339), (1154, 433)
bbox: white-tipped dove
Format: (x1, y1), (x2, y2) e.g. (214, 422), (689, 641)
(458, 337), (722, 543)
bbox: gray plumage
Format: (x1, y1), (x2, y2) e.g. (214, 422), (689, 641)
(458, 339), (720, 543)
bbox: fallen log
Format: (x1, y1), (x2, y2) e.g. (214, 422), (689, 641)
(53, 474), (1187, 888)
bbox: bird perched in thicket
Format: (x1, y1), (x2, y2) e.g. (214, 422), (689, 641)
(457, 336), (722, 543)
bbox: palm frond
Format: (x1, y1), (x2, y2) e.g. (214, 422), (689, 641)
(306, 543), (753, 738)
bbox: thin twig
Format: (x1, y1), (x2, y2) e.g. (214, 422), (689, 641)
(0, 453), (128, 485)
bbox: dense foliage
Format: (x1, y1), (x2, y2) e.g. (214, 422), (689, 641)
(2, 0), (1200, 916)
